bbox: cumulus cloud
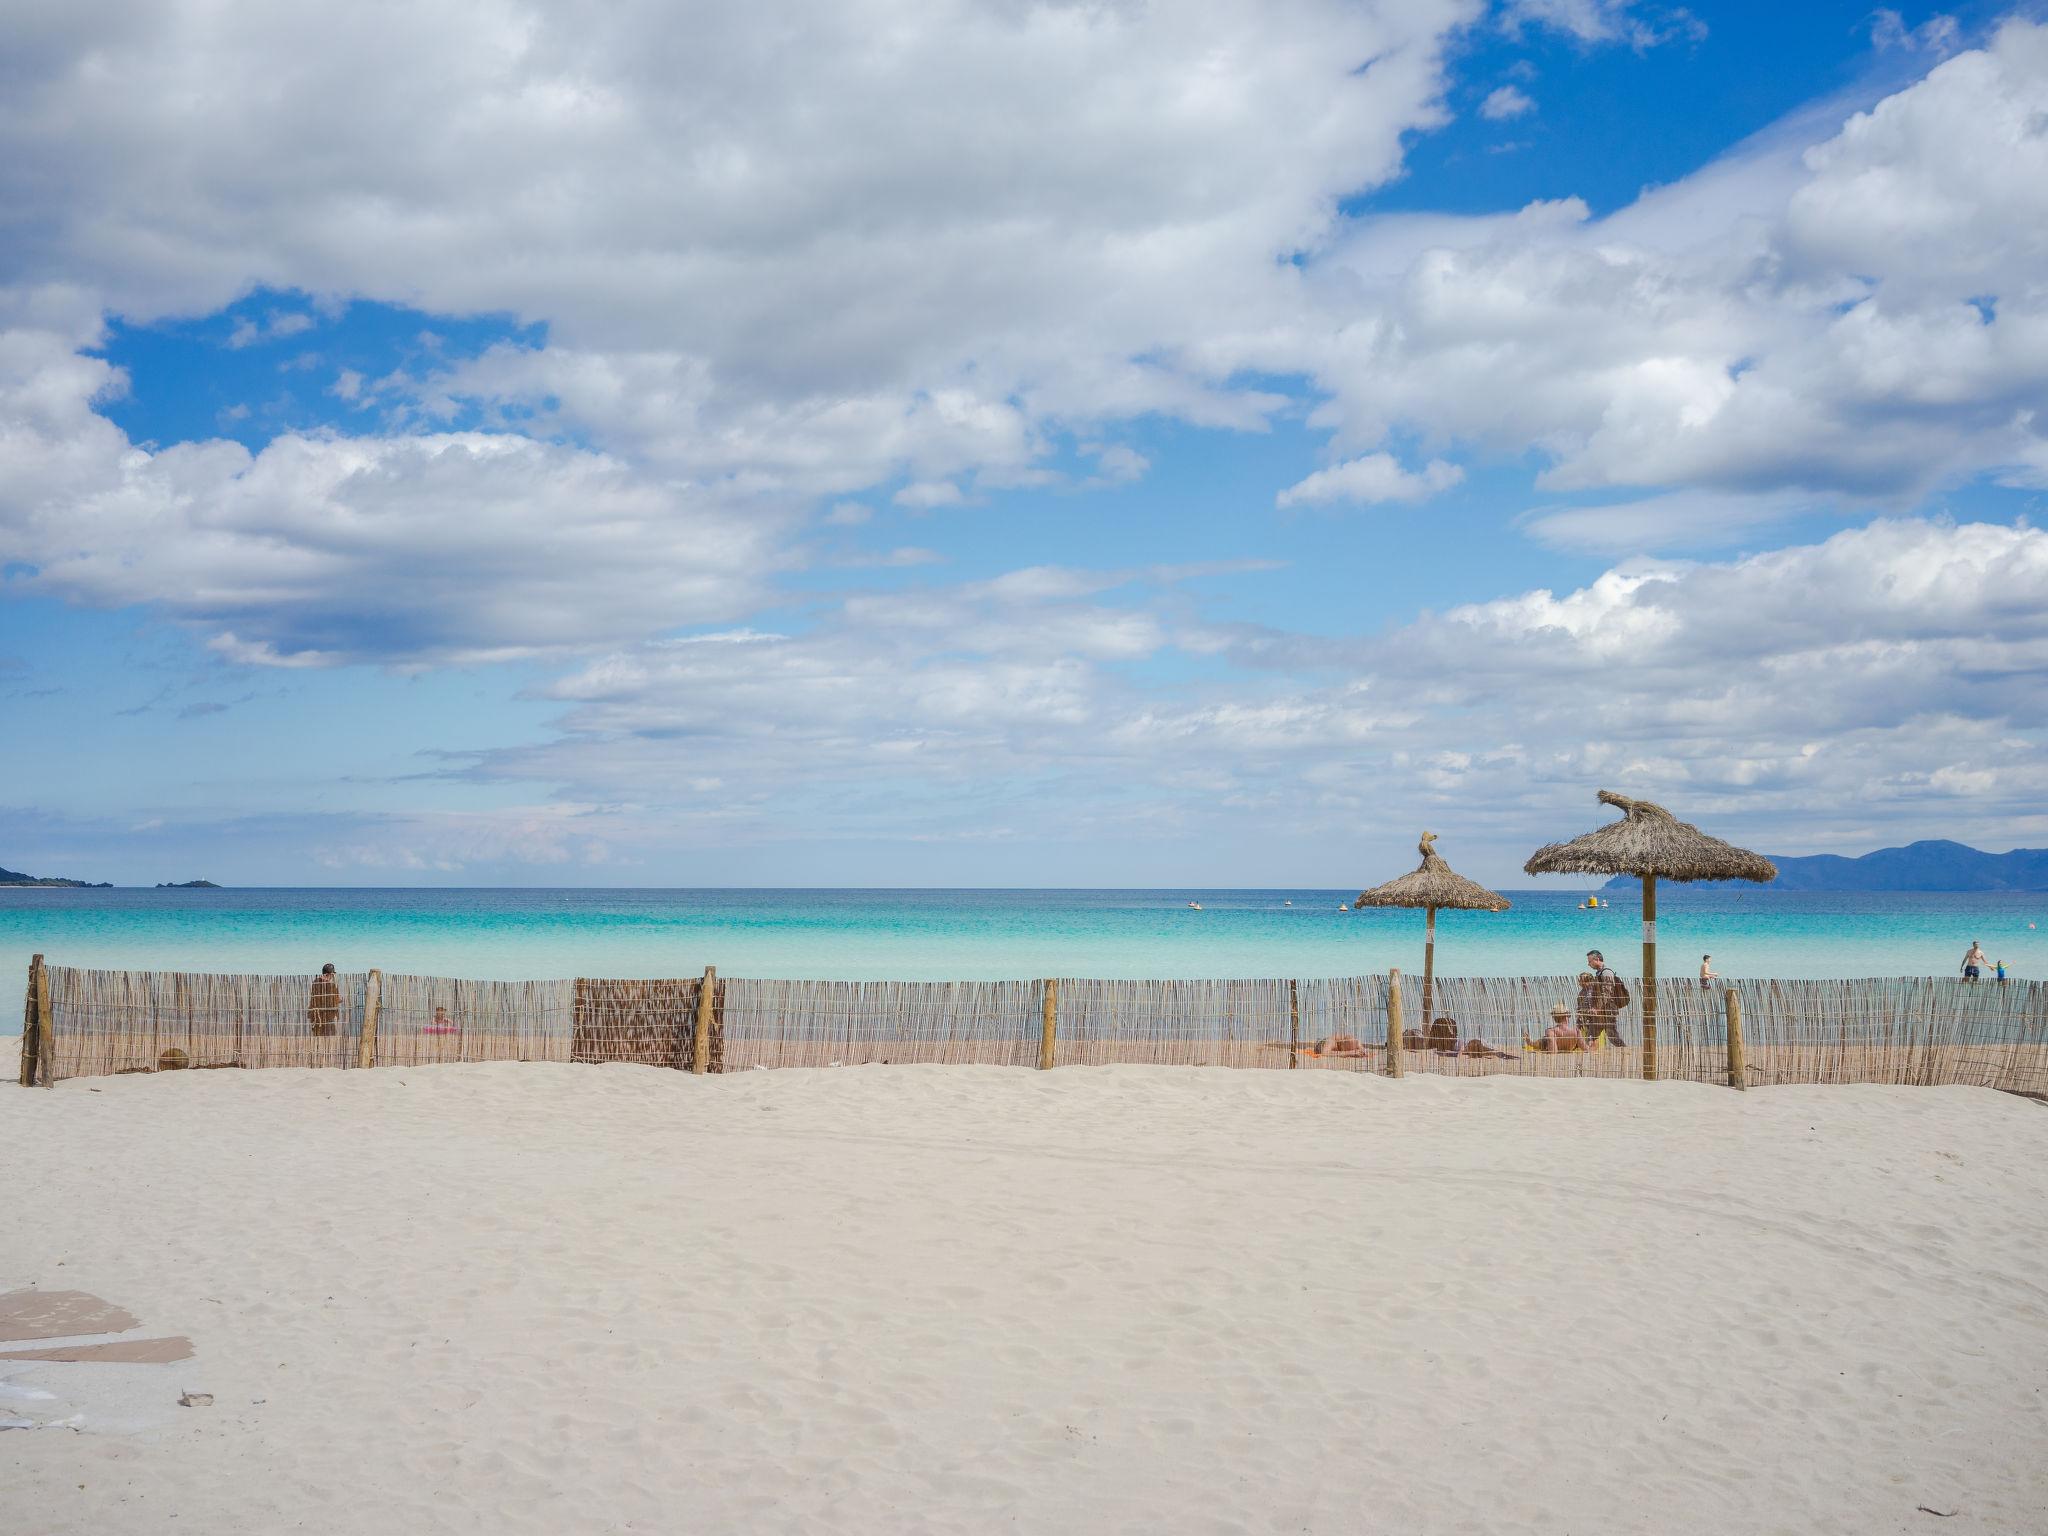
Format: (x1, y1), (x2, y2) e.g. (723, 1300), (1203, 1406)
(1296, 20), (2048, 505)
(1359, 518), (2048, 841)
(1276, 453), (1464, 508)
(0, 310), (782, 664)
(0, 0), (1477, 500)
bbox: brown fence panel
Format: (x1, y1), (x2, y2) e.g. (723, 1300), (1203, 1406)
(571, 977), (706, 1068)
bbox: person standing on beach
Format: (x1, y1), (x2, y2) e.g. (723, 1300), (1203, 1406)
(308, 963), (342, 1036)
(1699, 954), (1716, 987)
(1580, 950), (1630, 1046)
(1962, 942), (1987, 981)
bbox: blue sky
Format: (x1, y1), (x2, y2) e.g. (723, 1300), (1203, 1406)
(3, 1), (2046, 886)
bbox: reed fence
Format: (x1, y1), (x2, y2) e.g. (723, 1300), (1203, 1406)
(13, 956), (2047, 1099)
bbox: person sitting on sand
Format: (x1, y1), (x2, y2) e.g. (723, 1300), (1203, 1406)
(1524, 1004), (1584, 1053)
(1425, 1017), (1458, 1053)
(423, 1004), (459, 1036)
(307, 963), (341, 1037)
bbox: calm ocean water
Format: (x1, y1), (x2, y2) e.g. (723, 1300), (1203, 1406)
(3, 888), (2043, 1022)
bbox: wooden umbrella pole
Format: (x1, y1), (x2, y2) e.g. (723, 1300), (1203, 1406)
(1421, 905), (1436, 1032)
(1724, 986), (1745, 1090)
(1641, 873), (1659, 1081)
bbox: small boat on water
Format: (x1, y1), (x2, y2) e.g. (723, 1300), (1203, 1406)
(1187, 901), (1203, 910)
(1338, 903), (1350, 912)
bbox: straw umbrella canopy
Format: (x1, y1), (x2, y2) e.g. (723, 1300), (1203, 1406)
(1523, 790), (1776, 1078)
(1357, 831), (1509, 1038)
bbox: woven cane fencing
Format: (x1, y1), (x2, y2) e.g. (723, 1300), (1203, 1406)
(721, 979), (1041, 1070)
(34, 966), (369, 1080)
(15, 962), (2048, 1096)
(375, 974), (576, 1067)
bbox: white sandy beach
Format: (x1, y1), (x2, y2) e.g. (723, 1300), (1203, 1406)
(3, 1041), (2044, 1535)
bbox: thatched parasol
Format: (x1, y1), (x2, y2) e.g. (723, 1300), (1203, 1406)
(1523, 790), (1776, 1078)
(1357, 831), (1509, 1034)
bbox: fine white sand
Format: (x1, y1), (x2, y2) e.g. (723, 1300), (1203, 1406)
(3, 1042), (2045, 1534)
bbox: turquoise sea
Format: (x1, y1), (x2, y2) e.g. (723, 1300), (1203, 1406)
(3, 888), (2043, 1024)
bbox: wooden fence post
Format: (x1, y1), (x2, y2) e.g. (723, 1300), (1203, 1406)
(1039, 978), (1058, 1070)
(1386, 968), (1404, 1078)
(1288, 978), (1299, 1069)
(358, 969), (383, 1070)
(34, 954), (53, 1089)
(1724, 987), (1745, 1091)
(19, 954), (42, 1087)
(693, 966), (717, 1075)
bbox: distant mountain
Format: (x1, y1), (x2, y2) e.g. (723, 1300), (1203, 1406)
(1602, 840), (2048, 893)
(0, 864), (112, 889)
(156, 880), (221, 889)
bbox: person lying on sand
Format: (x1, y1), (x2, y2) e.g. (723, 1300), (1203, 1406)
(1276, 1033), (1373, 1060)
(1524, 1004), (1585, 1053)
(1421, 1018), (1513, 1059)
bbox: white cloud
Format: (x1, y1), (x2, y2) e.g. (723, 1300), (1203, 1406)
(225, 310), (317, 349)
(1276, 453), (1463, 508)
(1480, 85), (1536, 121)
(1518, 489), (1823, 553)
(1870, 10), (1960, 56)
(0, 0), (1477, 504)
(1294, 20), (2048, 507)
(894, 481), (967, 510)
(1502, 1), (1706, 49)
(0, 312), (783, 665)
(422, 518), (2048, 862)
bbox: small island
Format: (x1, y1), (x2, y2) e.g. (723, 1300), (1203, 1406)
(156, 879), (222, 889)
(0, 864), (112, 889)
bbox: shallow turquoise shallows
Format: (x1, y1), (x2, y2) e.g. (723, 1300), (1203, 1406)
(2, 888), (2043, 1016)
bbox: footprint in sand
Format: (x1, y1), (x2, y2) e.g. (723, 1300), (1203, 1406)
(0, 1288), (198, 1433)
